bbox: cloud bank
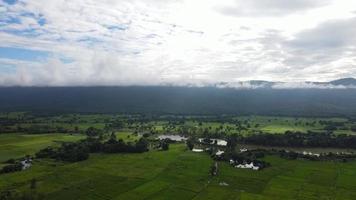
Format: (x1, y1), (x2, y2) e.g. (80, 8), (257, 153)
(0, 0), (356, 87)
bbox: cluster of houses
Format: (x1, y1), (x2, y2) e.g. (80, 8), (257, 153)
(229, 159), (260, 170)
(192, 138), (227, 156)
(157, 135), (264, 171)
(157, 135), (228, 147)
(157, 135), (229, 156)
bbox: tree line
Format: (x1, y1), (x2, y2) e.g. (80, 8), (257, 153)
(241, 131), (356, 149)
(1, 127), (150, 176)
(35, 134), (149, 162)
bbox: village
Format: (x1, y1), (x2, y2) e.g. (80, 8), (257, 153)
(157, 135), (263, 171)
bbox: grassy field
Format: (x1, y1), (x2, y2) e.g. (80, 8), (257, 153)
(1, 113), (356, 199)
(1, 138), (356, 199)
(159, 116), (355, 135)
(115, 131), (141, 142)
(2, 113), (356, 136)
(0, 133), (84, 165)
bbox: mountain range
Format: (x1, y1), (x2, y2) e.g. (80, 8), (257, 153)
(214, 78), (356, 89)
(0, 78), (356, 116)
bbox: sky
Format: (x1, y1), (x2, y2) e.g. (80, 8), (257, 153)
(0, 0), (356, 86)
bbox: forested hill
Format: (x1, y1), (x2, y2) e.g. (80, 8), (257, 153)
(1, 86), (356, 117)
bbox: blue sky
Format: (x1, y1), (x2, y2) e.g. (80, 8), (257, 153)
(3, 0), (16, 5)
(0, 0), (356, 86)
(0, 46), (49, 61)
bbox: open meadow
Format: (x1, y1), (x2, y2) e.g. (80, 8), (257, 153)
(0, 133), (84, 166)
(1, 113), (356, 136)
(1, 114), (356, 199)
(1, 140), (356, 200)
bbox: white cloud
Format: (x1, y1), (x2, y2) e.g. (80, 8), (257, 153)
(271, 82), (356, 89)
(0, 0), (356, 86)
(215, 0), (331, 17)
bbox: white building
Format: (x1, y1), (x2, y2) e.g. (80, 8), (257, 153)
(215, 139), (227, 146)
(20, 158), (32, 170)
(240, 148), (248, 152)
(192, 148), (204, 152)
(215, 150), (224, 156)
(198, 138), (227, 146)
(302, 151), (320, 157)
(234, 162), (259, 170)
(157, 135), (187, 142)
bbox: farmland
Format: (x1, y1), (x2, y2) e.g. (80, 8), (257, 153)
(1, 113), (355, 136)
(1, 113), (356, 199)
(0, 134), (84, 165)
(1, 141), (356, 199)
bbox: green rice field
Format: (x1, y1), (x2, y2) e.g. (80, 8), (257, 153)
(1, 137), (356, 199)
(1, 113), (356, 199)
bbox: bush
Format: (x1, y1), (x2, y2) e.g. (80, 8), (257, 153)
(81, 138), (103, 153)
(135, 138), (149, 152)
(186, 138), (195, 150)
(36, 147), (57, 159)
(4, 158), (16, 164)
(351, 125), (356, 132)
(102, 138), (148, 153)
(85, 127), (103, 138)
(36, 136), (150, 163)
(0, 163), (22, 174)
(160, 140), (169, 151)
(36, 143), (89, 162)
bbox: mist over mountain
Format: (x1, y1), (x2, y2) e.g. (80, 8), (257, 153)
(1, 78), (356, 117)
(215, 78), (356, 89)
(329, 78), (356, 86)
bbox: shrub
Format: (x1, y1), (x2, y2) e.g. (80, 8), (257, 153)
(0, 163), (22, 174)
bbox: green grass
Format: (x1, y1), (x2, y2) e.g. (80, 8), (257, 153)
(1, 141), (356, 199)
(148, 115), (356, 136)
(0, 133), (84, 163)
(260, 124), (310, 134)
(115, 131), (141, 142)
(3, 112), (356, 136)
(1, 113), (356, 199)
